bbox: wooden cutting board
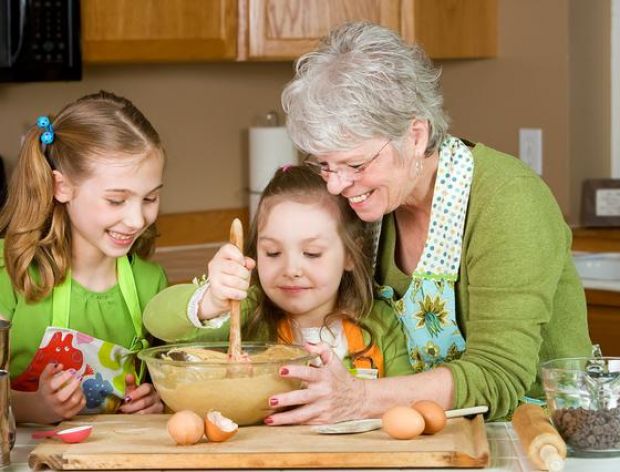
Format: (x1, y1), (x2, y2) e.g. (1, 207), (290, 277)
(29, 414), (489, 470)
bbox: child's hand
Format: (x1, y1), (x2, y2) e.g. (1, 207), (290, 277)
(119, 374), (164, 414)
(36, 363), (86, 423)
(199, 243), (255, 319)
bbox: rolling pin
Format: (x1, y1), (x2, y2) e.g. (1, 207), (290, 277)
(512, 404), (567, 471)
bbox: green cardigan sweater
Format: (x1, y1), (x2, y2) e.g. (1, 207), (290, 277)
(376, 142), (592, 420)
(143, 285), (413, 377)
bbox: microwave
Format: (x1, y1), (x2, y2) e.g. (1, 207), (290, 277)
(0, 0), (81, 82)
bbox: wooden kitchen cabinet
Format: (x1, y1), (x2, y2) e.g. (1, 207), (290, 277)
(240, 0), (400, 60)
(240, 0), (497, 60)
(572, 229), (620, 356)
(81, 0), (496, 63)
(81, 0), (237, 62)
(584, 289), (620, 357)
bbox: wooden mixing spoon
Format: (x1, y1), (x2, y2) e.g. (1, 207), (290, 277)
(227, 218), (244, 362)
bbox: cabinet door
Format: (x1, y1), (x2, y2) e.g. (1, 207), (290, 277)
(242, 0), (400, 60)
(82, 0), (237, 63)
(405, 0), (497, 59)
(586, 305), (620, 357)
(243, 0), (496, 61)
(585, 289), (620, 357)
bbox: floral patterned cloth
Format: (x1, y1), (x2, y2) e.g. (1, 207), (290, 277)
(375, 136), (473, 372)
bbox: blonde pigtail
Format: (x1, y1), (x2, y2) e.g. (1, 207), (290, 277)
(0, 126), (68, 301)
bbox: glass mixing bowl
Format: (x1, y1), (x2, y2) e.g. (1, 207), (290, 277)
(541, 357), (620, 457)
(138, 342), (315, 426)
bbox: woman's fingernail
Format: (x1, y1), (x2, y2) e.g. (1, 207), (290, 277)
(264, 417), (273, 425)
(269, 398), (278, 407)
(123, 396), (132, 403)
(68, 369), (76, 375)
(279, 367), (289, 376)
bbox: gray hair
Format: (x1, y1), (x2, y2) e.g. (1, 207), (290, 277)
(282, 22), (449, 156)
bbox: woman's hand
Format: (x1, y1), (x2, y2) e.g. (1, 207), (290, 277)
(35, 363), (86, 423)
(264, 343), (367, 425)
(119, 374), (164, 414)
(199, 244), (255, 319)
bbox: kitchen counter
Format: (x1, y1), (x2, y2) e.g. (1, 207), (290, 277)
(151, 227), (620, 285)
(152, 244), (219, 284)
(6, 422), (620, 472)
(572, 227), (620, 252)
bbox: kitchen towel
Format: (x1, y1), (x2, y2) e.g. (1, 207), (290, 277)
(249, 126), (298, 218)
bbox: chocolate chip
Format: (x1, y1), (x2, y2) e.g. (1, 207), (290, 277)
(553, 407), (620, 450)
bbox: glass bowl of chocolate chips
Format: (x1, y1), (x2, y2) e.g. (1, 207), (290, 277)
(541, 356), (620, 457)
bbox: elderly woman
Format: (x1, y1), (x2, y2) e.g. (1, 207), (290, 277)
(265, 22), (592, 424)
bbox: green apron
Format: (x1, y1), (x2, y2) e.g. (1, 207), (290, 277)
(11, 256), (147, 413)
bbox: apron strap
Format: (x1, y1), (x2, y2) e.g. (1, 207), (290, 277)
(52, 256), (148, 354)
(117, 256), (147, 350)
(277, 319), (294, 344)
(51, 273), (71, 328)
(341, 319), (384, 377)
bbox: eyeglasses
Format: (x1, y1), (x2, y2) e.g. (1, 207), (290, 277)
(304, 139), (391, 182)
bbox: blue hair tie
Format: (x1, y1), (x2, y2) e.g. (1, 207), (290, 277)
(36, 115), (55, 145)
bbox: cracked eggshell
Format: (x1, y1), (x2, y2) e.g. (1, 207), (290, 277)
(205, 410), (239, 442)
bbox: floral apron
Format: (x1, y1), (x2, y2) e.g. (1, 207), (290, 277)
(375, 136), (473, 373)
(11, 256), (147, 413)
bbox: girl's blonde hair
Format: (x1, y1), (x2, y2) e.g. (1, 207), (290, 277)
(244, 165), (375, 360)
(0, 90), (164, 302)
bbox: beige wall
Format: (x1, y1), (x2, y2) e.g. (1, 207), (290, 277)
(0, 0), (611, 223)
(443, 0), (573, 216)
(444, 0), (610, 225)
(0, 62), (294, 213)
(568, 0), (611, 224)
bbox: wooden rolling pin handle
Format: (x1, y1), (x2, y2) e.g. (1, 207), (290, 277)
(512, 404), (567, 471)
(540, 444), (564, 472)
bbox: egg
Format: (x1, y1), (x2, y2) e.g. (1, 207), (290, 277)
(205, 410), (239, 442)
(167, 410), (204, 445)
(412, 400), (447, 435)
(382, 406), (425, 440)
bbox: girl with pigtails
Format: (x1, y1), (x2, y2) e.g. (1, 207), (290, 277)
(0, 91), (167, 423)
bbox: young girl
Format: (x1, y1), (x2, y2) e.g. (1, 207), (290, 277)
(0, 91), (167, 423)
(144, 165), (412, 383)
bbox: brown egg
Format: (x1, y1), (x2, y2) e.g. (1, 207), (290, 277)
(205, 410), (239, 442)
(382, 406), (425, 440)
(167, 410), (204, 445)
(412, 400), (447, 435)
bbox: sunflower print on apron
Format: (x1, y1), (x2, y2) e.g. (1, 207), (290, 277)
(375, 136), (474, 373)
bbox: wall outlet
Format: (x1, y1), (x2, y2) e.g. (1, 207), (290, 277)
(519, 128), (543, 175)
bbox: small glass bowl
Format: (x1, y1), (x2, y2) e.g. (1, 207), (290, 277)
(541, 357), (620, 457)
(139, 342), (315, 426)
